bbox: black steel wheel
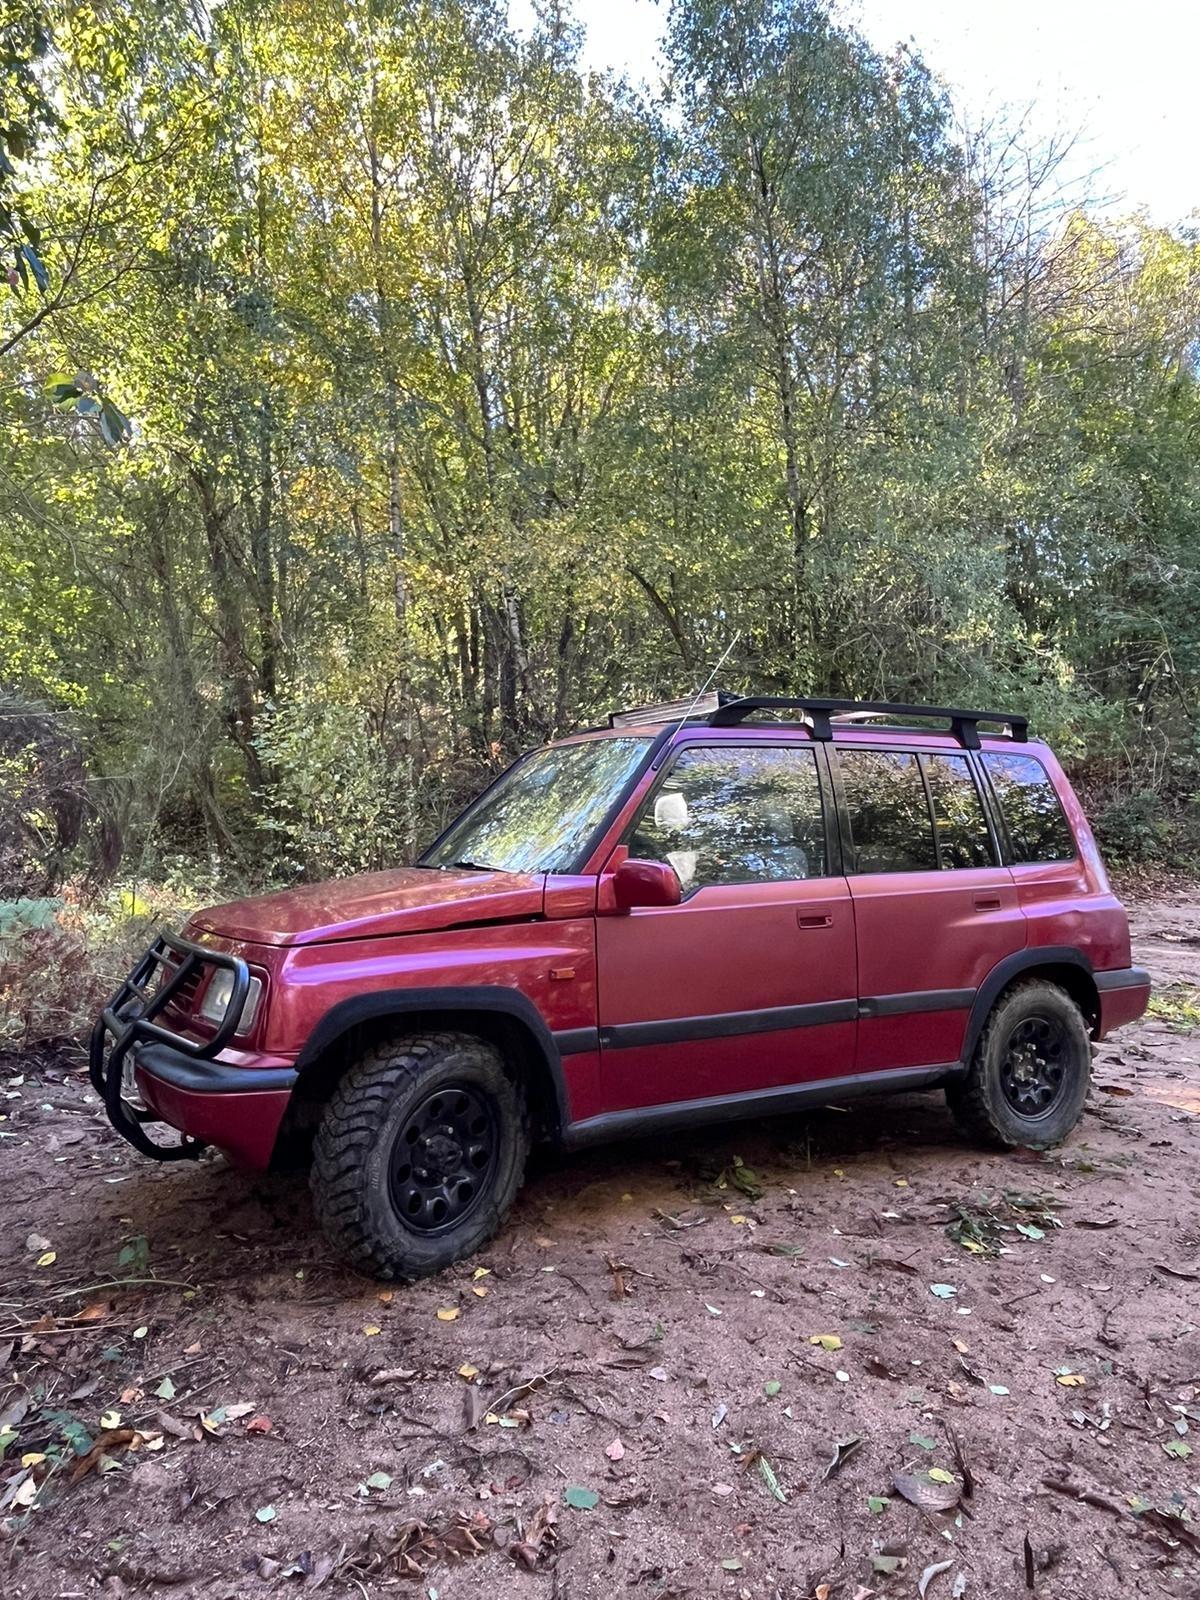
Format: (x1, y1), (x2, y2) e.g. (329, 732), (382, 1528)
(947, 979), (1091, 1149)
(311, 1031), (529, 1280)
(998, 1015), (1070, 1119)
(388, 1083), (499, 1234)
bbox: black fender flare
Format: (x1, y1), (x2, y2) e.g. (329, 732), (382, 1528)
(959, 946), (1097, 1068)
(291, 985), (572, 1135)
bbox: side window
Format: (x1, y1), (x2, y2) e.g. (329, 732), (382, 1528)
(837, 749), (937, 873)
(626, 745), (827, 892)
(923, 753), (994, 869)
(980, 753), (1076, 863)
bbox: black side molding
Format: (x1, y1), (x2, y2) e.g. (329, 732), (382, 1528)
(597, 998), (858, 1051)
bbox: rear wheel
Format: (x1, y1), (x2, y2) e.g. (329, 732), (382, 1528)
(311, 1031), (529, 1280)
(947, 980), (1091, 1149)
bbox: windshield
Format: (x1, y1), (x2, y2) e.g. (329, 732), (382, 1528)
(421, 736), (653, 875)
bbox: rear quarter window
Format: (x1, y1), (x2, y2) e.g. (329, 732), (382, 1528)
(980, 752), (1076, 864)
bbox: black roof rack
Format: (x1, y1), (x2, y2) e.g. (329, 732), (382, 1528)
(708, 696), (1029, 750)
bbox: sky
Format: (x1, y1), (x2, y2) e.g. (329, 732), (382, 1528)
(511, 0), (1200, 227)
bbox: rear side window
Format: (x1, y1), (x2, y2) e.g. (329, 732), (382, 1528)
(838, 750), (937, 873)
(981, 753), (1076, 863)
(924, 752), (994, 868)
(627, 744), (828, 892)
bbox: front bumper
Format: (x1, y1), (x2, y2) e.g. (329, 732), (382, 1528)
(1095, 965), (1152, 1037)
(90, 931), (294, 1166)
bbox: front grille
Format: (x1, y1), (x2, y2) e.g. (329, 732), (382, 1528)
(156, 949), (202, 1019)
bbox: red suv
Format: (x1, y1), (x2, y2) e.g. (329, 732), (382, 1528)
(92, 695), (1150, 1279)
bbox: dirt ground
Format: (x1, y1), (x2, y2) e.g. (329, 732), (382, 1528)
(3, 894), (1200, 1600)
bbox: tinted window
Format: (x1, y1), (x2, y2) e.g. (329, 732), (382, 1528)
(627, 745), (827, 892)
(924, 753), (994, 869)
(422, 736), (651, 874)
(981, 753), (1075, 863)
(838, 749), (936, 873)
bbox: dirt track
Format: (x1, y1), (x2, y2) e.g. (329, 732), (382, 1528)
(3, 894), (1200, 1599)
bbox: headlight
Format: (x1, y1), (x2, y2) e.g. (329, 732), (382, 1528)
(198, 969), (263, 1035)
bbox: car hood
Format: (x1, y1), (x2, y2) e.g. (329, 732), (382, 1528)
(187, 866), (546, 948)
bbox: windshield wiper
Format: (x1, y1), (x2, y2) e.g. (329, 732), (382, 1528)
(444, 858), (498, 872)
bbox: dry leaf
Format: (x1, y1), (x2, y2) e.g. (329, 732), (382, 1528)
(605, 1437), (625, 1462)
(363, 1325), (382, 1336)
(892, 1471), (961, 1513)
(436, 1307), (460, 1322)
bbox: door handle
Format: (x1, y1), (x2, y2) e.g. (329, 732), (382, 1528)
(797, 910), (833, 929)
(973, 896), (1002, 912)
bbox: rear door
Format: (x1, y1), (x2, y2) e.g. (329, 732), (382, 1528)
(833, 742), (1026, 1072)
(594, 738), (858, 1111)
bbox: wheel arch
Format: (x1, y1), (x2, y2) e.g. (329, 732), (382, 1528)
(961, 948), (1100, 1067)
(271, 987), (569, 1168)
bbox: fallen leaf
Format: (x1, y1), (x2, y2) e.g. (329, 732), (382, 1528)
(154, 1377), (176, 1401)
(809, 1334), (843, 1351)
(246, 1415), (272, 1434)
(1163, 1438), (1192, 1459)
(711, 1402), (728, 1429)
(36, 1251), (56, 1268)
(25, 1233), (49, 1253)
(363, 1470), (392, 1491)
(867, 1494), (890, 1513)
(458, 1363), (479, 1382)
(873, 1554), (903, 1575)
(472, 1267), (491, 1280)
(821, 1434), (863, 1482)
(919, 1558), (954, 1598)
(909, 1432), (937, 1451)
(929, 1283), (957, 1299)
(99, 1410), (121, 1431)
(1154, 1263), (1200, 1281)
(363, 1325), (382, 1337)
(563, 1484), (600, 1510)
(648, 1367), (668, 1382)
(1056, 1373), (1086, 1388)
(893, 1471), (961, 1513)
(763, 1380), (782, 1397)
(928, 1467), (955, 1484)
(370, 1367), (417, 1385)
(720, 1557), (743, 1572)
(436, 1307), (460, 1322)
(255, 1504), (277, 1523)
(471, 1285), (488, 1298)
(605, 1437), (625, 1462)
(758, 1455), (787, 1503)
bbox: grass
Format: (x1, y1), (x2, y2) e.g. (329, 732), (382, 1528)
(1147, 985), (1200, 1030)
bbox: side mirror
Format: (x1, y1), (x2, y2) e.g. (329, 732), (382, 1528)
(610, 857), (682, 911)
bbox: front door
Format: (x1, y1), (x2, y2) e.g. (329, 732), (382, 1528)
(595, 740), (858, 1113)
(832, 742), (1026, 1072)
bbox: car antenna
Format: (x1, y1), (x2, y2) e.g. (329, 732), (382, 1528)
(665, 629), (742, 741)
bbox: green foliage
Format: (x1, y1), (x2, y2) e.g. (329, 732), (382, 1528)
(0, 0), (1196, 895)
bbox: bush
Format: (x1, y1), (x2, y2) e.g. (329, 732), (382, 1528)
(0, 887), (182, 1048)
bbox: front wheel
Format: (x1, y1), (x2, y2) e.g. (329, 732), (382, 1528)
(311, 1031), (530, 1280)
(947, 980), (1091, 1149)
